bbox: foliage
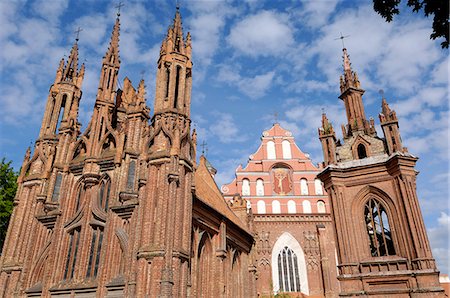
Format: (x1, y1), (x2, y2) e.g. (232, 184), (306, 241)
(0, 158), (18, 252)
(373, 0), (449, 48)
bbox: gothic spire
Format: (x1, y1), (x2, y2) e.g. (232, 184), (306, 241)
(96, 15), (121, 103)
(62, 40), (79, 82)
(103, 15), (121, 66)
(339, 48), (361, 93)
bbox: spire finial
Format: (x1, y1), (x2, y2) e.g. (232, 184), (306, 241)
(115, 1), (124, 17)
(201, 140), (208, 155)
(176, 0), (180, 10)
(335, 32), (350, 49)
(74, 27), (83, 43)
(379, 89), (385, 99)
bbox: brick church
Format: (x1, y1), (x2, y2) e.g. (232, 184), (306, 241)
(0, 7), (445, 298)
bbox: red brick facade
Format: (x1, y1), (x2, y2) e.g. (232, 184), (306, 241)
(317, 48), (445, 297)
(0, 9), (256, 298)
(222, 124), (340, 297)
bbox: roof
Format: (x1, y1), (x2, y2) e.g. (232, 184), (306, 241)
(194, 156), (251, 234)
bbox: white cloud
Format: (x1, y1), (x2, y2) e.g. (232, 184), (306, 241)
(217, 64), (276, 99)
(208, 112), (248, 144)
(227, 10), (294, 57)
(297, 0), (341, 28)
(427, 212), (450, 274)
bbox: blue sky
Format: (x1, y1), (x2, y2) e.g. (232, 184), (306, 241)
(0, 0), (448, 273)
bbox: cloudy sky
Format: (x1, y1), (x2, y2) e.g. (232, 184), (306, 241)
(0, 0), (448, 273)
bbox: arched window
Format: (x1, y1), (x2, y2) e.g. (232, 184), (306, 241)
(300, 179), (309, 195)
(314, 179), (323, 195)
(52, 173), (63, 202)
(317, 200), (326, 213)
(357, 144), (367, 159)
(242, 179), (250, 196)
(302, 200), (311, 213)
(98, 177), (111, 211)
(271, 232), (309, 295)
(257, 200), (266, 214)
(282, 140), (292, 159)
(365, 198), (395, 257)
(267, 141), (276, 160)
(256, 179), (264, 196)
(278, 246), (301, 292)
(287, 200), (296, 213)
(86, 226), (104, 279)
(272, 200), (281, 214)
(127, 160), (136, 191)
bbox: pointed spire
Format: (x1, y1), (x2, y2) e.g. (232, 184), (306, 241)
(320, 112), (335, 136)
(104, 16), (121, 64)
(62, 40), (79, 81)
(161, 7), (186, 54)
(343, 48), (351, 72)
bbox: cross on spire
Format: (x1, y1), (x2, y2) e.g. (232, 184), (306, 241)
(335, 32), (350, 49)
(115, 1), (124, 17)
(140, 69), (145, 80)
(176, 0), (180, 10)
(379, 89), (385, 99)
(200, 140), (208, 155)
(74, 27), (83, 43)
(273, 112), (279, 124)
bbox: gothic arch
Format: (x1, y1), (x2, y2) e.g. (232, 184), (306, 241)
(271, 232), (309, 295)
(351, 186), (399, 258)
(28, 238), (52, 287)
(351, 135), (371, 160)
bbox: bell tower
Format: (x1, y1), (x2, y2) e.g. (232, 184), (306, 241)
(135, 7), (196, 297)
(317, 48), (444, 297)
(38, 39), (84, 139)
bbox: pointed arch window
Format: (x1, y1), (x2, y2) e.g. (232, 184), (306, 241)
(282, 140), (292, 159)
(256, 179), (264, 196)
(242, 179), (250, 196)
(98, 176), (111, 212)
(364, 198), (395, 257)
(86, 226), (104, 279)
(63, 228), (81, 280)
(277, 246), (301, 292)
(267, 141), (276, 160)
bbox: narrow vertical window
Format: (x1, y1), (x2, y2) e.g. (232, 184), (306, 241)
(288, 200), (296, 214)
(256, 178), (264, 196)
(314, 179), (323, 195)
(300, 179), (309, 195)
(272, 200), (281, 214)
(282, 140), (292, 159)
(75, 186), (84, 212)
(127, 160), (136, 191)
(302, 200), (311, 213)
(86, 226), (104, 278)
(52, 173), (63, 202)
(165, 67), (170, 98)
(365, 198), (395, 257)
(174, 66), (181, 108)
(98, 177), (111, 211)
(64, 228), (81, 280)
(267, 141), (276, 160)
(55, 94), (67, 133)
(242, 179), (250, 196)
(317, 200), (326, 213)
(257, 200), (266, 214)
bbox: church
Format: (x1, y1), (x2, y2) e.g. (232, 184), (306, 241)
(0, 7), (445, 298)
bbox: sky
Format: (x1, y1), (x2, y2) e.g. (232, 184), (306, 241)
(0, 0), (448, 274)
